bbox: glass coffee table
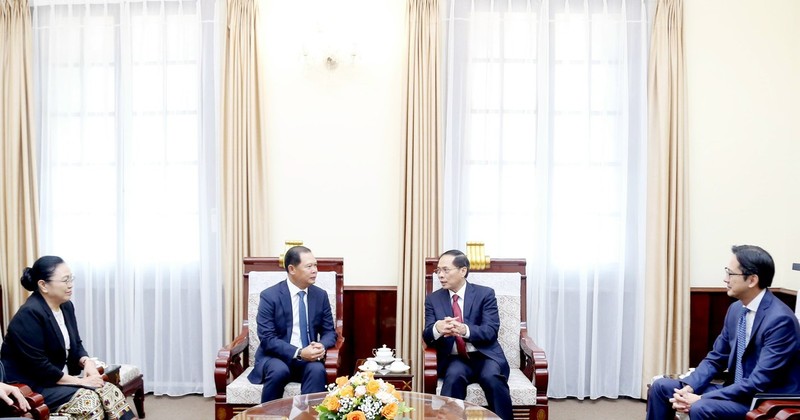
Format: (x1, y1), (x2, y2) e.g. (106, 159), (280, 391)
(233, 390), (501, 419)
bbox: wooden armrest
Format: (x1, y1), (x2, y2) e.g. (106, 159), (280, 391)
(214, 326), (250, 393)
(747, 399), (800, 420)
(422, 346), (438, 394)
(323, 327), (345, 382)
(520, 331), (549, 406)
(776, 407), (800, 420)
(4, 383), (49, 420)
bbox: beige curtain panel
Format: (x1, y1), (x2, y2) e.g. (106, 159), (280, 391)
(220, 0), (270, 341)
(397, 0), (442, 392)
(0, 0), (39, 328)
(642, 0), (690, 399)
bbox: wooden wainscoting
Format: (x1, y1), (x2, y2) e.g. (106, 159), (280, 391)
(342, 286), (797, 375)
(342, 286), (398, 376)
(690, 287), (797, 366)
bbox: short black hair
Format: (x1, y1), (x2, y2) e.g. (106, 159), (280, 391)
(732, 244), (775, 289)
(440, 249), (470, 278)
(284, 246), (312, 273)
(21, 255), (65, 292)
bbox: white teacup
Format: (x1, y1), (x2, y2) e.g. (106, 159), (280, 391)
(390, 360), (406, 370)
(363, 360), (379, 371)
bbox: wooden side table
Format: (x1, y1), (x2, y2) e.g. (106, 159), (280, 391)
(355, 359), (413, 391)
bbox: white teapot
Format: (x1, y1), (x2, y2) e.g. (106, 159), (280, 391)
(372, 345), (396, 363)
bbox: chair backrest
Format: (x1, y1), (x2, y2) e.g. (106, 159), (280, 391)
(243, 257), (344, 367)
(425, 258), (527, 370)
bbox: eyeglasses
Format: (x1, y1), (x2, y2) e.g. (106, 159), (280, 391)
(52, 275), (76, 285)
(434, 267), (457, 276)
(724, 267), (747, 278)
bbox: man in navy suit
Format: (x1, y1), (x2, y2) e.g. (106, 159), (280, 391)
(247, 246), (337, 403)
(648, 245), (800, 420)
(423, 249), (513, 420)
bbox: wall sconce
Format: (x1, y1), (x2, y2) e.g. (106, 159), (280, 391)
(301, 22), (358, 71)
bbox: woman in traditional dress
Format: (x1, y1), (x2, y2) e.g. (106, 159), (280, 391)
(1, 256), (135, 419)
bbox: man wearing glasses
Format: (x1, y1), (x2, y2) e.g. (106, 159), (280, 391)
(647, 245), (800, 420)
(422, 249), (513, 420)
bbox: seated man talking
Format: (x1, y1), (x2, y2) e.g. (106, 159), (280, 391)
(247, 246), (337, 403)
(647, 245), (800, 420)
(422, 249), (513, 420)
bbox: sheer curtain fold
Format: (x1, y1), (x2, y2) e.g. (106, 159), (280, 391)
(0, 0), (39, 327)
(220, 0), (269, 343)
(33, 0), (223, 396)
(397, 0), (441, 392)
(642, 0), (689, 399)
(442, 0), (650, 398)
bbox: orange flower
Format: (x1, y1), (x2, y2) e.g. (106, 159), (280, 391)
(365, 380), (381, 394)
(339, 385), (354, 398)
(392, 390), (402, 400)
(386, 383), (396, 393)
(323, 396), (340, 411)
(345, 411), (366, 420)
(336, 376), (349, 387)
(381, 402), (399, 419)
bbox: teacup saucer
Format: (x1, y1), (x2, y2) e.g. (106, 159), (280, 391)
(359, 364), (379, 372)
(388, 364), (410, 373)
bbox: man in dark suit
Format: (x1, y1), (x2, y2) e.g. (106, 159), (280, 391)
(247, 246), (337, 403)
(422, 249), (513, 420)
(648, 245), (800, 420)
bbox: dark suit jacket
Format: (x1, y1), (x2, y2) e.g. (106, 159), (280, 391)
(0, 292), (89, 390)
(247, 280), (337, 384)
(422, 282), (510, 379)
(684, 289), (800, 403)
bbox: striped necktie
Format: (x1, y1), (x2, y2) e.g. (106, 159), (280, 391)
(734, 307), (749, 383)
(298, 291), (310, 348)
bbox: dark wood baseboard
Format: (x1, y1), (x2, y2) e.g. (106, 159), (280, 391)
(341, 286), (797, 375)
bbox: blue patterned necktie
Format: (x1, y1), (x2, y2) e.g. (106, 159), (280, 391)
(298, 291), (310, 348)
(734, 307), (750, 383)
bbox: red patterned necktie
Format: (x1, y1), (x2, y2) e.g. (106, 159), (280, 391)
(451, 295), (469, 359)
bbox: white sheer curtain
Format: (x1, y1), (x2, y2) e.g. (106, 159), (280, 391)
(32, 0), (223, 396)
(442, 0), (651, 398)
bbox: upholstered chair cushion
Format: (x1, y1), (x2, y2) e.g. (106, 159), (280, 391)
(432, 272), (537, 405)
(226, 271), (337, 404)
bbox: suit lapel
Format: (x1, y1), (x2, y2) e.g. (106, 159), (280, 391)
(462, 282), (473, 321)
(307, 287), (318, 336)
(438, 289), (454, 318)
(34, 294), (66, 355)
(278, 281), (293, 338)
(747, 290), (773, 352)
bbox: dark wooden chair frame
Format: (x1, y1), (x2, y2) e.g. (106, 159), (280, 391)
(214, 257), (345, 420)
(422, 258), (549, 420)
(747, 395), (800, 420)
(0, 384), (49, 420)
(0, 286), (50, 420)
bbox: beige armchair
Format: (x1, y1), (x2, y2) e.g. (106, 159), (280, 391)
(214, 257), (344, 420)
(422, 258), (549, 420)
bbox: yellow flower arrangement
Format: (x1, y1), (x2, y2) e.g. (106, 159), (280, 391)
(315, 371), (413, 420)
